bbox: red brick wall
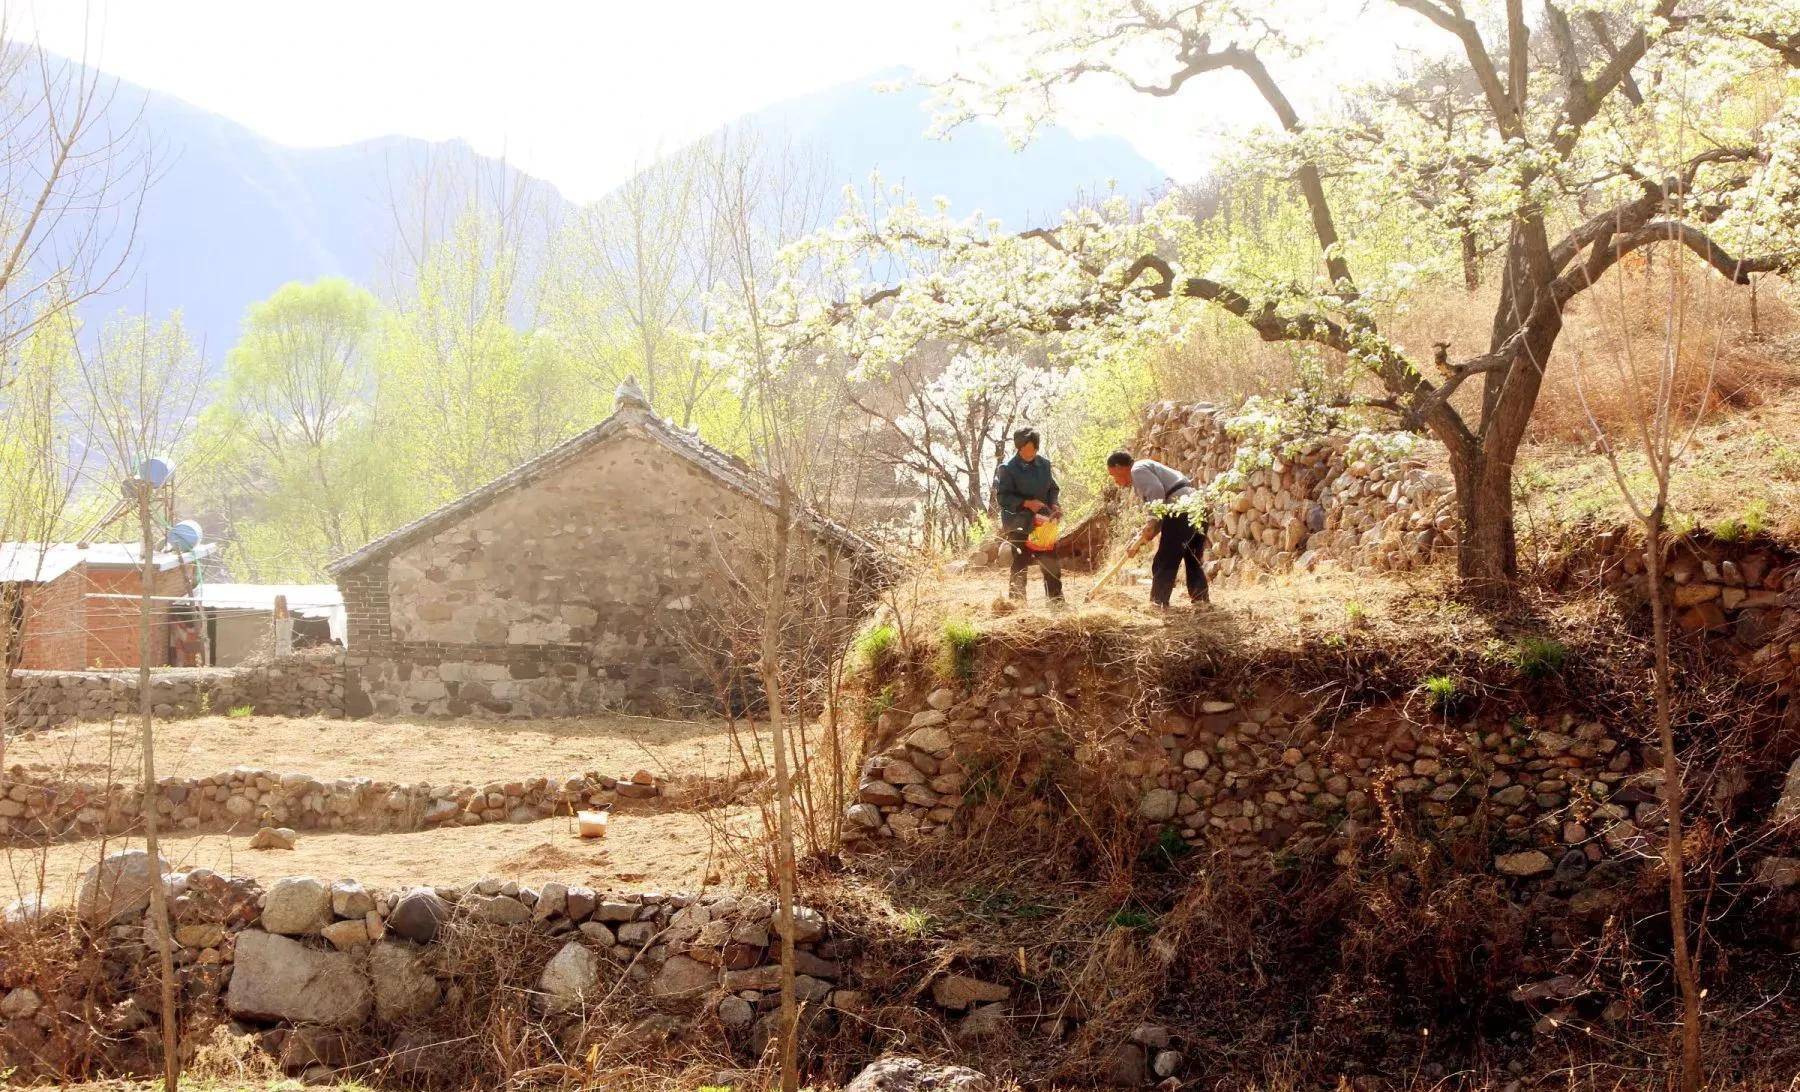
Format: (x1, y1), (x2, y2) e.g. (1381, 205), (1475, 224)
(13, 574), (87, 670)
(82, 566), (187, 670)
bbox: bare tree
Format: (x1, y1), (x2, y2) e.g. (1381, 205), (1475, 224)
(0, 22), (150, 377)
(0, 316), (84, 771)
(550, 145), (730, 427)
(1572, 233), (1718, 1092)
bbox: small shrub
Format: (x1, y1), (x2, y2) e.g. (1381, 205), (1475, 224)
(854, 623), (898, 669)
(1344, 600), (1367, 626)
(864, 683), (900, 726)
(897, 908), (935, 937)
(1510, 635), (1570, 679)
(1143, 826), (1194, 868)
(1713, 499), (1768, 542)
(1421, 674), (1460, 710)
(936, 618), (981, 679)
(227, 704), (255, 719)
(1108, 906), (1158, 931)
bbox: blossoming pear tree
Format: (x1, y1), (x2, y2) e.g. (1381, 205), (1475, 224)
(756, 0), (1798, 598)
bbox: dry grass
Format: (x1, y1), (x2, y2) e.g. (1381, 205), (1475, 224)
(1154, 259), (1798, 457)
(5, 711), (758, 786)
(1, 805), (758, 909)
(1517, 387), (1800, 549)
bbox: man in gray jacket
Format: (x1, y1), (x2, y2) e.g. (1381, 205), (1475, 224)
(1106, 450), (1209, 607)
(994, 428), (1063, 603)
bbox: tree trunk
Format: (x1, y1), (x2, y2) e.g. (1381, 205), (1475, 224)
(759, 480), (799, 1092)
(1645, 507), (1705, 1091)
(1450, 450), (1518, 599)
(1461, 227), (1481, 292)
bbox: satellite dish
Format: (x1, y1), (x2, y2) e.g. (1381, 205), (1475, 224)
(165, 520), (203, 553)
(139, 456), (175, 487)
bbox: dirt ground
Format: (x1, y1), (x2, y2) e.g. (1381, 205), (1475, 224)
(3, 804), (766, 907)
(6, 711), (762, 786)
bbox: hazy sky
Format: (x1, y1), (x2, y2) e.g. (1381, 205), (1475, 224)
(14, 0), (1435, 203)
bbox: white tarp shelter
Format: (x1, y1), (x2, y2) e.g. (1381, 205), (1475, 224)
(190, 584), (346, 665)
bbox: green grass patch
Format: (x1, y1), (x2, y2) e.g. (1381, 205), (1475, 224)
(936, 618), (981, 680)
(1420, 673), (1460, 711)
(1712, 499), (1768, 542)
(227, 704), (255, 719)
(896, 908), (935, 938)
(853, 622), (898, 670)
(1142, 825), (1195, 869)
(1508, 635), (1570, 679)
(1108, 905), (1158, 932)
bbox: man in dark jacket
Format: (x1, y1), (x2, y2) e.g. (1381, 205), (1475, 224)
(1106, 449), (1209, 607)
(994, 428), (1063, 603)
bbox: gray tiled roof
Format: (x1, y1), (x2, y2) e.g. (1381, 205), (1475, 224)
(326, 378), (879, 575)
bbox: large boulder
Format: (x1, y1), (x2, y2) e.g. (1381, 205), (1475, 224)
(388, 888), (449, 944)
(844, 1056), (994, 1092)
(226, 930), (370, 1026)
(261, 877), (333, 935)
(649, 953), (716, 998)
(75, 850), (168, 924)
(538, 940), (600, 1013)
(370, 940), (441, 1022)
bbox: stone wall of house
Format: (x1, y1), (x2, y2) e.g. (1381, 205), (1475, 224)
(1130, 400), (1457, 579)
(0, 762), (690, 844)
(3, 651), (345, 730)
(340, 431), (777, 718)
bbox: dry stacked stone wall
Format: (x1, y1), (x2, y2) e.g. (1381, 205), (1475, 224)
(3, 650), (345, 729)
(1572, 528), (1800, 691)
(1131, 400), (1457, 578)
(0, 764), (684, 844)
(847, 652), (1684, 899)
(0, 858), (857, 1085)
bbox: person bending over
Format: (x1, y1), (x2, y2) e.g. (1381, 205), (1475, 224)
(1106, 450), (1209, 608)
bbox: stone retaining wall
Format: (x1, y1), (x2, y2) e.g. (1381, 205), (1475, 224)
(846, 653), (1658, 895)
(1131, 400), (1456, 579)
(0, 764), (686, 844)
(3, 651), (346, 729)
(1572, 528), (1800, 690)
(0, 861), (857, 1085)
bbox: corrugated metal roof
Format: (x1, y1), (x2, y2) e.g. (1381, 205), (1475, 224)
(191, 583), (342, 617)
(0, 542), (217, 583)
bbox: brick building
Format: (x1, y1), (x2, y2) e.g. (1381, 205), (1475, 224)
(327, 377), (879, 717)
(1, 543), (212, 670)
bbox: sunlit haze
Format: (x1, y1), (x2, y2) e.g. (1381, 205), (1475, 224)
(14, 0), (1436, 201)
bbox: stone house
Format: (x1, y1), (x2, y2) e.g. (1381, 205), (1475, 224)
(328, 378), (879, 717)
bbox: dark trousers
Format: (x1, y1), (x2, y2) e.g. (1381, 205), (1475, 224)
(1151, 513), (1208, 606)
(1005, 529), (1063, 601)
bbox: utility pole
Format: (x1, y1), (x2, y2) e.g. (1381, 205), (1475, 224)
(136, 477), (180, 1092)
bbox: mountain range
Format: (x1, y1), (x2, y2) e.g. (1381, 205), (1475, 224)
(66, 60), (1170, 355)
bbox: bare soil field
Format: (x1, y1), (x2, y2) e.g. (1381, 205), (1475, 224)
(6, 711), (761, 785)
(2, 804), (764, 907)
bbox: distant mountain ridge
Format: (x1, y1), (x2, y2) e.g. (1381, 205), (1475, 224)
(56, 58), (1168, 354)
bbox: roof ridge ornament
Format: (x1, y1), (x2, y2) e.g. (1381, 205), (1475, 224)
(614, 374), (651, 412)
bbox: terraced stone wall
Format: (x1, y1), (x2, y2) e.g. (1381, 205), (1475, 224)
(3, 650), (345, 730)
(1130, 400), (1456, 578)
(846, 650), (1669, 898)
(0, 764), (684, 844)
